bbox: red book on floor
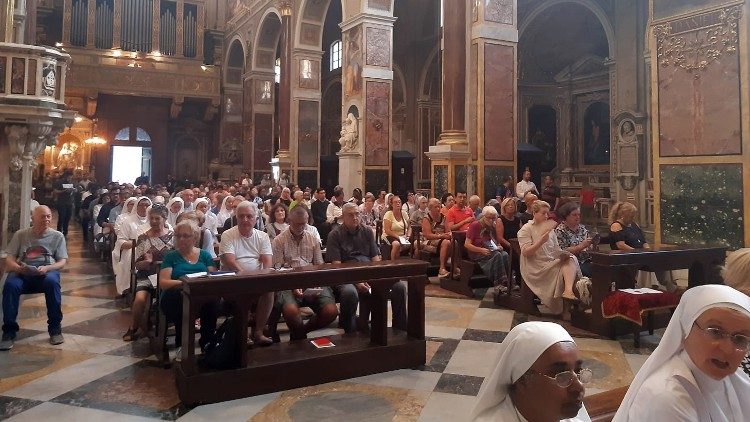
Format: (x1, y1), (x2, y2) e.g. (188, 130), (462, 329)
(311, 337), (335, 348)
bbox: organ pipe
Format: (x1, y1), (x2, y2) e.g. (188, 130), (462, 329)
(183, 8), (195, 57)
(71, 0), (86, 46)
(95, 0), (113, 48)
(160, 7), (175, 55)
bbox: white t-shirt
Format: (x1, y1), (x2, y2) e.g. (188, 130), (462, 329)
(219, 226), (272, 271)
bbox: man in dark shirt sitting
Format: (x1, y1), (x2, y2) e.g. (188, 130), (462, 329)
(326, 203), (407, 333)
(310, 188), (330, 245)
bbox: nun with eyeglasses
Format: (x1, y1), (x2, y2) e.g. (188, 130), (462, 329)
(613, 284), (750, 421)
(470, 321), (592, 421)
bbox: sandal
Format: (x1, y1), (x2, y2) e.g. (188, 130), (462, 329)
(123, 328), (140, 342)
(438, 268), (450, 278)
(252, 334), (273, 347)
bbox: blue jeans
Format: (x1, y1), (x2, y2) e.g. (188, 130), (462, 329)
(2, 271), (62, 338)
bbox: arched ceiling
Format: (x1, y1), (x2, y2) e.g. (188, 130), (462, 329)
(519, 3), (609, 83)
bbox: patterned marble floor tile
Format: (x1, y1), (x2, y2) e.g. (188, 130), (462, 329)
(50, 360), (187, 420)
(60, 278), (113, 292)
(64, 282), (119, 299)
(444, 340), (503, 378)
(578, 349), (634, 392)
(23, 307), (118, 332)
(424, 325), (466, 340)
(17, 332), (127, 354)
(349, 369), (442, 392)
(461, 328), (508, 343)
(624, 353), (649, 375)
(62, 309), (132, 339)
(4, 401), (162, 422)
(0, 396), (43, 419)
(0, 344), (95, 394)
(467, 307), (515, 332)
(417, 392), (477, 422)
(249, 381), (429, 421)
(105, 338), (156, 359)
(573, 337), (625, 354)
(176, 393), (281, 422)
(420, 338), (460, 373)
(424, 297), (481, 329)
(4, 354), (140, 401)
(21, 294), (113, 308)
(433, 373), (484, 396)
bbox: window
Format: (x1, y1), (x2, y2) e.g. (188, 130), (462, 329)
(114, 127), (130, 141)
(330, 40), (342, 70)
(114, 126), (152, 142)
(136, 127), (151, 142)
(275, 57), (281, 83)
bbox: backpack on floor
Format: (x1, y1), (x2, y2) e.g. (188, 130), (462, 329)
(199, 316), (241, 370)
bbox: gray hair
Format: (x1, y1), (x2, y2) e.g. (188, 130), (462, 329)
(722, 248), (750, 295)
(235, 200), (258, 216)
(289, 204), (310, 220)
(342, 202), (359, 214)
(481, 206), (498, 218)
(174, 220), (200, 238)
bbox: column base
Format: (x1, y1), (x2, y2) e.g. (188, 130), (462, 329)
(336, 151), (364, 198)
(437, 130), (468, 146)
(425, 143), (470, 161)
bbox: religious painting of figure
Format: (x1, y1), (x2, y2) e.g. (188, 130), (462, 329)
(41, 63), (56, 97)
(527, 105), (557, 172)
(343, 26), (362, 99)
(583, 101), (610, 166)
(56, 140), (81, 169)
(11, 58), (26, 94)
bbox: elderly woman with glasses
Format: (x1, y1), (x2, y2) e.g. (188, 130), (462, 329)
(465, 206), (510, 293)
(614, 285), (750, 421)
(159, 220), (219, 351)
(471, 321), (592, 421)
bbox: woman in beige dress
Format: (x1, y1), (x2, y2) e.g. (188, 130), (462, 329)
(517, 200), (581, 314)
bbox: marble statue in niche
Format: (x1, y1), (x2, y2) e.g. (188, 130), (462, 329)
(583, 102), (610, 166)
(338, 113), (359, 152)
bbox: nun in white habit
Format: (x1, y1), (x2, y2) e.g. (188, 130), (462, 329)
(112, 197), (150, 294)
(216, 195), (234, 227)
(166, 196), (184, 228)
(471, 321), (592, 422)
(613, 284), (750, 422)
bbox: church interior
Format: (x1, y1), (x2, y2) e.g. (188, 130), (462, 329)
(1, 0), (750, 420)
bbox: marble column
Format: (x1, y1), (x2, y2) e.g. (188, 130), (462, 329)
(275, 9), (292, 164)
(1, 0), (12, 42)
(437, 0), (466, 146)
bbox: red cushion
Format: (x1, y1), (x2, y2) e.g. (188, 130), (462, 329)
(602, 290), (680, 325)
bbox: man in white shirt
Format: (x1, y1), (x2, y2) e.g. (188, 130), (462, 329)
(180, 189), (195, 212)
(219, 201), (274, 346)
(515, 169), (539, 200)
(326, 188), (345, 225)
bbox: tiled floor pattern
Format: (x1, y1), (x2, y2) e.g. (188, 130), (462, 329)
(0, 219), (666, 421)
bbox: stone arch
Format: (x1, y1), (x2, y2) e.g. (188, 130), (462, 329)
(418, 44), (440, 100)
(519, 0), (615, 60)
(225, 38), (246, 84)
(252, 9), (282, 71)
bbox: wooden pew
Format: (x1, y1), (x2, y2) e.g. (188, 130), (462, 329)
(439, 231), (492, 297)
(175, 259), (429, 405)
(571, 245), (726, 338)
(583, 385), (629, 422)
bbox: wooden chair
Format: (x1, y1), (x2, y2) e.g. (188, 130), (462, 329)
(439, 231), (496, 297)
(583, 385), (629, 422)
(493, 238), (540, 315)
(149, 260), (172, 367)
(411, 223), (441, 275)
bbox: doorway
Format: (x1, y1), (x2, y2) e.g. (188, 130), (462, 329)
(111, 146), (152, 184)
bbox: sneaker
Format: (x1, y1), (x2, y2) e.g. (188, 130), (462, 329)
(0, 336), (13, 351)
(49, 333), (65, 345)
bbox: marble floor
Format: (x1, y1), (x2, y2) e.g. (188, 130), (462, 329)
(0, 220), (673, 421)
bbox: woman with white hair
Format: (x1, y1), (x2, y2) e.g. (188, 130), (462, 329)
(613, 284), (750, 421)
(465, 206), (510, 292)
(722, 248), (750, 378)
(471, 321), (592, 421)
(166, 196), (184, 228)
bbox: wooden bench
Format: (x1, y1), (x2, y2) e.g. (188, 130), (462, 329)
(583, 385), (629, 422)
(571, 245), (726, 338)
(175, 259), (429, 405)
(438, 231), (493, 297)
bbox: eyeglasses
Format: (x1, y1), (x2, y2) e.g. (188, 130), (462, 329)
(527, 368), (593, 388)
(693, 321), (750, 352)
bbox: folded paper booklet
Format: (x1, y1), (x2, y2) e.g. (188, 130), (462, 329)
(184, 272), (208, 278)
(619, 288), (663, 295)
(310, 337), (335, 348)
(208, 271), (235, 277)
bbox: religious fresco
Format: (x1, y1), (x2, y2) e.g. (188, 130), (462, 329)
(653, 0), (726, 20)
(656, 5), (742, 157)
(582, 102), (610, 166)
(56, 139), (82, 169)
(365, 81), (390, 166)
(484, 44), (514, 162)
(366, 27), (390, 67)
(298, 59), (320, 90)
(343, 26), (362, 100)
(298, 100), (320, 168)
(660, 164), (743, 249)
(300, 23), (321, 46)
(256, 79), (273, 104)
(253, 114), (273, 172)
(528, 105), (557, 173)
(220, 123), (243, 164)
(484, 0), (514, 24)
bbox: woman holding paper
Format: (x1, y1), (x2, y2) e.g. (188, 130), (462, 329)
(123, 204), (173, 341)
(159, 220), (219, 351)
(465, 206), (510, 293)
(518, 200), (582, 315)
(381, 195), (411, 261)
